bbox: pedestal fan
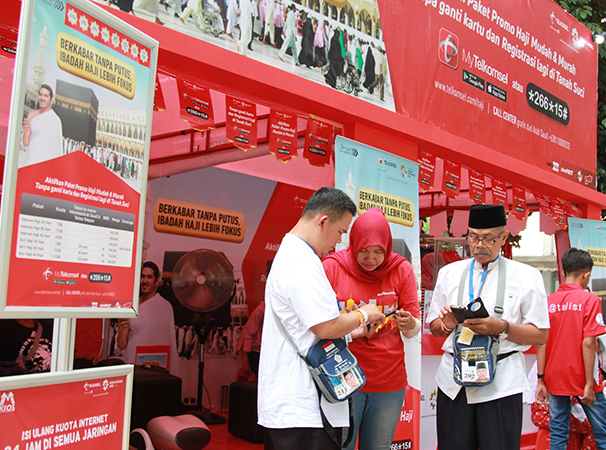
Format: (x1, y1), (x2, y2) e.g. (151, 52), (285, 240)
(172, 249), (236, 425)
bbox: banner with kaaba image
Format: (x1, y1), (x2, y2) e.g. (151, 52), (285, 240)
(0, 0), (158, 317)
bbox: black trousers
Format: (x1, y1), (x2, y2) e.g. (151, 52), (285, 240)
(437, 388), (522, 450)
(264, 427), (340, 450)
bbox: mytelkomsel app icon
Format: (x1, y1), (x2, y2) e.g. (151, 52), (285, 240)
(438, 28), (459, 69)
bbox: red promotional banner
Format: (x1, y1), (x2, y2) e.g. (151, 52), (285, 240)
(468, 169), (486, 205)
(563, 202), (582, 218)
(418, 151), (436, 192)
(153, 72), (166, 111)
(241, 183), (313, 313)
(381, 0), (598, 183)
(7, 153), (140, 308)
(268, 109), (298, 162)
(534, 193), (554, 217)
(442, 160), (460, 199)
(550, 198), (568, 230)
(226, 96), (257, 151)
(491, 179), (508, 211)
(512, 186), (527, 220)
(0, 23), (17, 59)
(0, 369), (131, 450)
(176, 77), (214, 131)
(303, 118), (333, 167)
(392, 386), (420, 450)
(0, 0), (157, 315)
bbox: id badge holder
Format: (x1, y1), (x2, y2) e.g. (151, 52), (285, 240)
(459, 346), (491, 384)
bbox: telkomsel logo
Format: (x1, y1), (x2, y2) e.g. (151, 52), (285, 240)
(439, 28), (459, 69)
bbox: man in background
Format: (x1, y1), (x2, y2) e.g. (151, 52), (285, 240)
(116, 261), (179, 376)
(536, 248), (606, 450)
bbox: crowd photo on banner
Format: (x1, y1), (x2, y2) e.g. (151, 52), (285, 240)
(107, 0), (393, 108)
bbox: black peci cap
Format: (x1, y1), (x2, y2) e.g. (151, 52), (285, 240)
(468, 205), (507, 229)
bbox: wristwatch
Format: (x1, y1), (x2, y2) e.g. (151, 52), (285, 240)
(499, 319), (510, 340)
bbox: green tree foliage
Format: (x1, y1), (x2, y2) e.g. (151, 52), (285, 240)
(554, 0), (606, 192)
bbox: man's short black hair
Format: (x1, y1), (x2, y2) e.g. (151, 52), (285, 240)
(142, 261), (160, 279)
(39, 83), (54, 99)
(562, 248), (593, 276)
(302, 187), (357, 222)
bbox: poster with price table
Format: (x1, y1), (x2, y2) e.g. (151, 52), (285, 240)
(0, 0), (158, 317)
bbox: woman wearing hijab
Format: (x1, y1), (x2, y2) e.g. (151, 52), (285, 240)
(314, 18), (327, 68)
(324, 28), (344, 88)
(322, 207), (421, 450)
(298, 12), (315, 68)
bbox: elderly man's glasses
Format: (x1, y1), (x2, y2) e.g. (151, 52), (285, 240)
(466, 232), (504, 247)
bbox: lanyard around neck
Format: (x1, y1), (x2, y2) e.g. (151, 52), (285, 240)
(469, 258), (490, 304)
(295, 235), (316, 255)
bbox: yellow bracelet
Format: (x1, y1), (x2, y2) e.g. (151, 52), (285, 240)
(352, 310), (365, 325)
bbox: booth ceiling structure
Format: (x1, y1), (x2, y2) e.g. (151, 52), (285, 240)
(1, 0), (605, 224)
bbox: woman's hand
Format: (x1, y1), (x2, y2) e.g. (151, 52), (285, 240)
(395, 310), (415, 332)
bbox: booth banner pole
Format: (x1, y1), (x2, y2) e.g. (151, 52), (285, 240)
(0, 0), (159, 318)
(334, 135), (421, 450)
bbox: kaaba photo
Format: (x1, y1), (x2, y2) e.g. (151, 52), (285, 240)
(53, 79), (99, 146)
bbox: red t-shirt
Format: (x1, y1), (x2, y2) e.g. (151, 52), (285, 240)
(323, 258), (420, 392)
(544, 283), (606, 396)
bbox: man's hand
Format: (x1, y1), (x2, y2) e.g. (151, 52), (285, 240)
(439, 305), (458, 331)
(462, 316), (505, 336)
(351, 320), (382, 339)
(116, 318), (131, 350)
(359, 304), (386, 323)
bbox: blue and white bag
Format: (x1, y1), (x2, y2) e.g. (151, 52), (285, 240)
(306, 338), (366, 403)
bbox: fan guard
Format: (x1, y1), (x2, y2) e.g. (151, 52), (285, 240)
(171, 249), (235, 313)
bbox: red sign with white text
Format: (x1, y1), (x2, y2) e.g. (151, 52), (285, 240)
(0, 374), (128, 449)
(7, 153), (139, 308)
(381, 0), (597, 183)
(442, 160), (460, 199)
(512, 186), (527, 220)
(226, 96), (257, 151)
(241, 183), (313, 314)
(268, 109), (298, 162)
(491, 178), (508, 211)
(534, 193), (554, 217)
(0, 23), (17, 59)
(469, 169), (486, 204)
(418, 151), (436, 192)
(550, 198), (568, 230)
(304, 118), (333, 167)
(176, 77), (214, 131)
